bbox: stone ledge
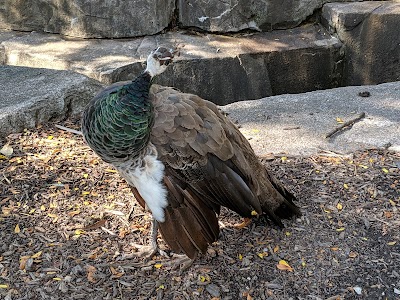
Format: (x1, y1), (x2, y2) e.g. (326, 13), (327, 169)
(0, 66), (103, 138)
(0, 25), (343, 105)
(322, 1), (400, 85)
(223, 81), (400, 156)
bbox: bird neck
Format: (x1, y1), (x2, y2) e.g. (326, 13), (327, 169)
(128, 71), (153, 92)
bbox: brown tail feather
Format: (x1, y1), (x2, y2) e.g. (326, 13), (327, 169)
(265, 171), (301, 223)
(157, 175), (220, 259)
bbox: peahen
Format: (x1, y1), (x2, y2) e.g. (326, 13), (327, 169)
(82, 47), (301, 264)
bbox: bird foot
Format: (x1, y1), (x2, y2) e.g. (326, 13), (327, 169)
(165, 254), (193, 272)
(131, 243), (169, 260)
(233, 217), (252, 229)
(131, 243), (158, 259)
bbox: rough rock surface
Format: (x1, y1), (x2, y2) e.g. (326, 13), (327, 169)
(0, 0), (175, 38)
(0, 0), (367, 37)
(222, 81), (400, 156)
(0, 25), (343, 104)
(322, 1), (400, 86)
(178, 0), (359, 33)
(0, 66), (103, 138)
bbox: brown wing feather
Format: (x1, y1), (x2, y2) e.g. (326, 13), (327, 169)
(158, 174), (219, 259)
(148, 85), (300, 257)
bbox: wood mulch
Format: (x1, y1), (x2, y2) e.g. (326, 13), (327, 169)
(0, 118), (399, 300)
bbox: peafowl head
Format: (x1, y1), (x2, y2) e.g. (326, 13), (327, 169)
(145, 47), (174, 77)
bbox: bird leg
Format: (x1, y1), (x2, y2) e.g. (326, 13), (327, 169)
(131, 219), (162, 259)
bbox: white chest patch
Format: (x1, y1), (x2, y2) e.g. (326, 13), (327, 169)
(116, 153), (168, 222)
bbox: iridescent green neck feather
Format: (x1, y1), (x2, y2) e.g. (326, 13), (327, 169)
(82, 72), (154, 164)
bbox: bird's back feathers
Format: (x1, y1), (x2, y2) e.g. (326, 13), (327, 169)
(148, 85), (301, 256)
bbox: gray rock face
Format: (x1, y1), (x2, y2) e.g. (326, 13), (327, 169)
(222, 81), (400, 156)
(0, 0), (367, 38)
(322, 1), (400, 85)
(0, 66), (103, 138)
(178, 0), (359, 33)
(0, 0), (175, 38)
(0, 25), (343, 105)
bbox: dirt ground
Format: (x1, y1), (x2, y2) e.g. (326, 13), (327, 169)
(0, 118), (399, 300)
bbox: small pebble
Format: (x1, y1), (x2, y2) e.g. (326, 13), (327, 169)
(394, 288), (400, 295)
(353, 286), (362, 295)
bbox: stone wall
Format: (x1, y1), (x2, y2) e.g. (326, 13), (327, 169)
(0, 0), (362, 38)
(322, 2), (400, 85)
(0, 0), (175, 38)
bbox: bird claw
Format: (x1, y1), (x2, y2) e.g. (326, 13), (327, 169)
(131, 244), (158, 259)
(233, 217), (252, 229)
(165, 254), (193, 272)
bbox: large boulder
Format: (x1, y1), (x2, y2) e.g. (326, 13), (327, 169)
(178, 0), (359, 33)
(0, 0), (175, 38)
(322, 1), (400, 85)
(1, 25), (343, 105)
(0, 66), (103, 137)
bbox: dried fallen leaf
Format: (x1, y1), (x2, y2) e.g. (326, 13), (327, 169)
(31, 251), (42, 259)
(154, 264), (163, 269)
(384, 211), (393, 219)
(349, 251), (358, 258)
(0, 284), (8, 289)
(68, 210), (81, 217)
(337, 203), (343, 211)
(86, 265), (97, 283)
(0, 143), (13, 157)
(277, 260), (293, 272)
(109, 266), (124, 278)
(14, 224), (21, 234)
(257, 252), (268, 259)
(382, 168), (389, 173)
(336, 117), (344, 124)
(83, 219), (107, 231)
(336, 227), (345, 232)
(199, 275), (210, 282)
(19, 255), (30, 270)
(387, 241), (397, 246)
(343, 183), (349, 189)
(74, 229), (85, 236)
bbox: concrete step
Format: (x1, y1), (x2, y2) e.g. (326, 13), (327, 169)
(0, 24), (343, 105)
